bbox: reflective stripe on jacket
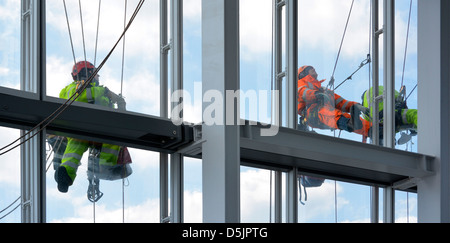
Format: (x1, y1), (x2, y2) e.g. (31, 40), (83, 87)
(59, 81), (111, 107)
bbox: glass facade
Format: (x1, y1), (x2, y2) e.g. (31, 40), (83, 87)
(0, 128), (21, 223)
(0, 0), (430, 223)
(0, 0), (21, 91)
(46, 0), (161, 116)
(46, 131), (160, 223)
(297, 0), (418, 152)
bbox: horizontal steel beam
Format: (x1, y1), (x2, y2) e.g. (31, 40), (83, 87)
(182, 123), (435, 188)
(0, 90), (193, 153)
(0, 89), (435, 188)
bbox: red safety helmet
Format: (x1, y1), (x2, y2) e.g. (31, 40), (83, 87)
(72, 61), (96, 81)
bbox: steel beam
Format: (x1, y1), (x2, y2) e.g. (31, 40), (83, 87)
(0, 92), (193, 154)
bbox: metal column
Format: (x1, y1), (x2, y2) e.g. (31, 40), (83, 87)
(170, 0), (184, 223)
(383, 0), (396, 223)
(383, 0), (396, 149)
(159, 0), (170, 223)
(286, 0), (298, 131)
(285, 0), (298, 223)
(417, 0), (450, 223)
(370, 0), (381, 223)
(160, 0), (184, 223)
(202, 0), (240, 223)
(20, 0), (46, 223)
(272, 0), (284, 224)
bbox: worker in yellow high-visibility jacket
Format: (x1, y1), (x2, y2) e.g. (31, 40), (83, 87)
(55, 61), (126, 193)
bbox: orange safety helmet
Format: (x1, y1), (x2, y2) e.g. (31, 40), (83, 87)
(298, 65), (315, 80)
(72, 61), (96, 81)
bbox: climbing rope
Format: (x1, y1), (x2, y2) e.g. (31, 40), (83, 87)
(63, 0), (77, 66)
(94, 0), (102, 66)
(327, 0), (355, 91)
(401, 0), (413, 88)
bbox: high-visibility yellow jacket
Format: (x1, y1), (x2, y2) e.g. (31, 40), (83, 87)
(59, 81), (121, 182)
(362, 86), (418, 130)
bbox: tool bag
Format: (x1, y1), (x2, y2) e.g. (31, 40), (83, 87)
(299, 175), (325, 205)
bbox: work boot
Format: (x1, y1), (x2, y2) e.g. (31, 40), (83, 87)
(55, 166), (73, 193)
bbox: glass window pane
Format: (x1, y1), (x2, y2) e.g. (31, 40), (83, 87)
(183, 0), (202, 124)
(240, 0), (273, 125)
(240, 167), (272, 223)
(46, 131), (160, 223)
(0, 0), (21, 90)
(395, 190), (417, 223)
(394, 0), (418, 153)
(297, 0), (418, 151)
(0, 127), (21, 223)
(184, 157), (202, 223)
(298, 0), (372, 143)
(298, 175), (371, 223)
(46, 0), (161, 117)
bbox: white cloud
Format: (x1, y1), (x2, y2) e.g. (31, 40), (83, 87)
(0, 128), (21, 187)
(298, 180), (348, 222)
(46, 0), (160, 57)
(0, 67), (9, 76)
(0, 0), (19, 22)
(240, 0), (273, 61)
(240, 0), (417, 64)
(240, 169), (272, 222)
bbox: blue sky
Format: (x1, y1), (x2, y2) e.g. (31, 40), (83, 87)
(1, 0), (418, 223)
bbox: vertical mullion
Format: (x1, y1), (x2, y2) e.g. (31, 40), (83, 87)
(159, 0), (170, 223)
(170, 0), (184, 223)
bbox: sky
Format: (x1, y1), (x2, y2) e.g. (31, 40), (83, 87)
(1, 0), (418, 223)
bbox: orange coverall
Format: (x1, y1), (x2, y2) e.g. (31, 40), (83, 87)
(297, 71), (371, 137)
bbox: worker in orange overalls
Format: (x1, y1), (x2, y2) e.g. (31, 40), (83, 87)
(297, 65), (371, 137)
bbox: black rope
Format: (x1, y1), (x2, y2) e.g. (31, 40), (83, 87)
(0, 201), (21, 221)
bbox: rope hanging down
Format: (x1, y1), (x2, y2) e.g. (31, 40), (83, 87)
(329, 0), (373, 92)
(0, 0), (145, 157)
(327, 0), (355, 90)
